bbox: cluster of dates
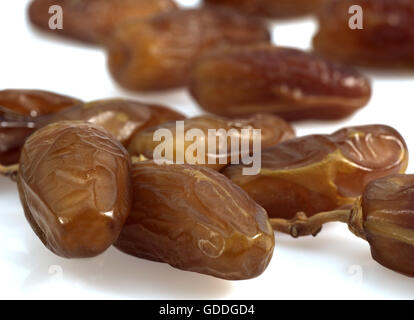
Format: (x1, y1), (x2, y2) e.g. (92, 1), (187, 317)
(5, 0), (413, 279)
(1, 88), (414, 280)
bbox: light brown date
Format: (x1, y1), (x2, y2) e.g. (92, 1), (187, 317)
(205, 0), (328, 18)
(106, 8), (270, 91)
(189, 45), (372, 121)
(313, 0), (414, 67)
(127, 113), (295, 171)
(114, 161), (275, 280)
(28, 0), (177, 44)
(17, 121), (132, 258)
(224, 125), (408, 220)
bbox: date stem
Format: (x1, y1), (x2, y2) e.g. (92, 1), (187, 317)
(270, 209), (351, 238)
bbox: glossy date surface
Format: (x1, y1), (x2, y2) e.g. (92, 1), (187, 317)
(127, 113), (295, 171)
(115, 161), (275, 280)
(224, 125), (408, 219)
(17, 121), (132, 258)
(190, 45), (372, 121)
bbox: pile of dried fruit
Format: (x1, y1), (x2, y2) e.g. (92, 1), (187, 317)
(1, 0), (412, 279)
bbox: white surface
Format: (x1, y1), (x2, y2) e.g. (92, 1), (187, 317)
(0, 0), (414, 300)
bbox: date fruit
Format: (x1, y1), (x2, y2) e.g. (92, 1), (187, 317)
(224, 125), (408, 220)
(0, 89), (82, 165)
(106, 8), (270, 91)
(17, 121), (132, 258)
(271, 174), (414, 277)
(205, 0), (328, 18)
(189, 45), (372, 121)
(115, 161), (275, 280)
(128, 114), (295, 171)
(28, 0), (177, 44)
(349, 175), (414, 277)
(50, 99), (186, 147)
(0, 99), (186, 148)
(313, 0), (414, 67)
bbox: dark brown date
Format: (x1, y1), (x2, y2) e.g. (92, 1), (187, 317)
(17, 121), (132, 258)
(0, 89), (82, 165)
(1, 99), (186, 149)
(28, 0), (177, 44)
(224, 125), (408, 220)
(205, 0), (328, 18)
(189, 45), (372, 121)
(127, 113), (295, 171)
(106, 8), (270, 91)
(114, 161), (275, 280)
(313, 0), (414, 67)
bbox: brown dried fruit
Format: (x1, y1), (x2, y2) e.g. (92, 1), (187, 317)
(128, 113), (295, 171)
(349, 175), (414, 277)
(28, 0), (177, 44)
(106, 8), (270, 91)
(189, 45), (372, 121)
(0, 89), (82, 165)
(0, 99), (186, 149)
(50, 99), (186, 147)
(271, 174), (414, 277)
(205, 0), (328, 18)
(115, 161), (275, 280)
(17, 121), (131, 258)
(313, 0), (414, 67)
(224, 125), (408, 220)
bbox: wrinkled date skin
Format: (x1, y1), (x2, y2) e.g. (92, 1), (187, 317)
(28, 0), (177, 44)
(313, 0), (414, 67)
(224, 125), (408, 220)
(106, 8), (270, 91)
(17, 121), (132, 258)
(128, 114), (295, 171)
(189, 45), (372, 121)
(349, 175), (414, 277)
(205, 0), (328, 18)
(1, 99), (186, 148)
(0, 89), (82, 165)
(49, 99), (186, 147)
(115, 161), (275, 280)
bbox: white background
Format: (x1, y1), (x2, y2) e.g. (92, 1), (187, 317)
(0, 0), (414, 299)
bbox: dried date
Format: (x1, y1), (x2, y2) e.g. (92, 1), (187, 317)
(223, 125), (408, 220)
(271, 174), (414, 277)
(0, 98), (186, 148)
(128, 113), (295, 171)
(313, 0), (414, 67)
(114, 161), (275, 280)
(106, 8), (270, 91)
(189, 45), (372, 121)
(28, 0), (177, 44)
(0, 89), (82, 166)
(205, 0), (328, 18)
(17, 121), (132, 258)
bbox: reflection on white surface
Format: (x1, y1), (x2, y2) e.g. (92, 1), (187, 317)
(1, 0), (414, 299)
